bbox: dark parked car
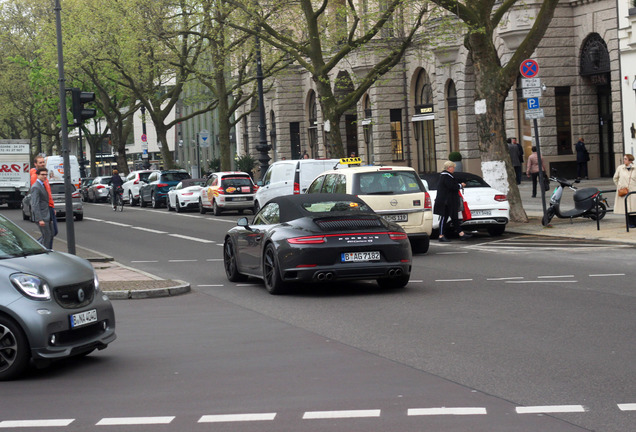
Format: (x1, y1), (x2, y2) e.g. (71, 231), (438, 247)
(0, 213), (116, 380)
(22, 181), (84, 221)
(79, 177), (94, 202)
(139, 170), (191, 208)
(223, 193), (412, 295)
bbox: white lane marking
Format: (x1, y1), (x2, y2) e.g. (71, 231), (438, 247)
(236, 284), (260, 287)
(198, 413), (276, 423)
(198, 284), (224, 287)
(103, 221), (132, 227)
(408, 407), (487, 416)
(618, 403), (636, 411)
(96, 416), (175, 426)
(537, 275), (574, 279)
(303, 410), (381, 419)
(168, 259), (198, 263)
(435, 279), (473, 282)
(506, 280), (577, 284)
(206, 259), (223, 262)
(168, 234), (214, 243)
(516, 405), (586, 414)
(0, 419), (74, 428)
(487, 277), (524, 281)
(437, 252), (469, 255)
(410, 280), (423, 283)
(131, 226), (167, 234)
(131, 260), (159, 263)
(590, 273), (626, 277)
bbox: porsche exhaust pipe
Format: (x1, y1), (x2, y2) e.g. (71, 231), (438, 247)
(394, 268), (403, 277)
(325, 272), (334, 281)
(316, 272), (326, 281)
(388, 269), (396, 277)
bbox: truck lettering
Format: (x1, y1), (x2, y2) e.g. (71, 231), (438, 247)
(0, 164), (27, 173)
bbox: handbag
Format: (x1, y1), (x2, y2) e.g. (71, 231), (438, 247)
(619, 187), (629, 197)
(541, 172), (550, 191)
(459, 190), (471, 221)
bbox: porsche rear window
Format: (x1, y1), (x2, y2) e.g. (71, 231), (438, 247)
(302, 200), (371, 213)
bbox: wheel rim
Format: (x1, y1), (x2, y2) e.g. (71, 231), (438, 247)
(0, 324), (18, 373)
(224, 241), (236, 277)
(151, 194), (156, 206)
(129, 192), (133, 203)
(263, 248), (275, 288)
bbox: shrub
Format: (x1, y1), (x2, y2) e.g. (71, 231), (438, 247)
(448, 151), (462, 162)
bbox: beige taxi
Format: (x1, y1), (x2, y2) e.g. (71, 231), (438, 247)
(306, 160), (433, 253)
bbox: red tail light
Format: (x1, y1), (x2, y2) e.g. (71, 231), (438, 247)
(157, 183), (168, 188)
(96, 185), (105, 189)
(424, 191), (432, 209)
(293, 182), (300, 194)
(494, 194), (507, 202)
(182, 192), (193, 196)
(388, 232), (408, 240)
(217, 188), (225, 194)
(72, 191), (80, 198)
(134, 179), (139, 184)
(287, 235), (326, 244)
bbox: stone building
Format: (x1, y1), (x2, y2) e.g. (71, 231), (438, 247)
(237, 1), (623, 180)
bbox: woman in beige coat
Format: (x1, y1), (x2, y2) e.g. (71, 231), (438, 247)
(613, 154), (636, 227)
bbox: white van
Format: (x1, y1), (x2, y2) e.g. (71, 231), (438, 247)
(254, 159), (341, 212)
(45, 155), (81, 188)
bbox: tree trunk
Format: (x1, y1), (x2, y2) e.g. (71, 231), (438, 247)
(155, 127), (175, 169)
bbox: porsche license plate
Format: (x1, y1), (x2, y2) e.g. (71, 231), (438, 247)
(341, 251), (380, 262)
(383, 214), (407, 222)
(70, 309), (97, 328)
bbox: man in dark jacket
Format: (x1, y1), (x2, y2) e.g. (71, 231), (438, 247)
(31, 168), (53, 249)
(575, 137), (589, 180)
(433, 161), (472, 242)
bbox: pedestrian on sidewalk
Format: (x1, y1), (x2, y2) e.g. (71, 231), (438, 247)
(29, 154), (58, 241)
(433, 161), (472, 242)
(508, 138), (522, 185)
(31, 168), (53, 249)
(613, 154), (636, 228)
(575, 137), (589, 180)
(526, 146), (546, 198)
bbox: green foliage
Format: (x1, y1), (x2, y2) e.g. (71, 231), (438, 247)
(448, 151), (462, 162)
(234, 153), (257, 174)
(208, 157), (221, 173)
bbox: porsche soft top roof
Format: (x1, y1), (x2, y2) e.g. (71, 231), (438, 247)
(268, 193), (373, 222)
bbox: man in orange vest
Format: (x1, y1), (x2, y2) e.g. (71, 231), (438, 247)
(30, 154), (58, 241)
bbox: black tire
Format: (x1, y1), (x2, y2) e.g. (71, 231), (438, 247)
(410, 236), (430, 254)
(140, 196), (147, 207)
(167, 199), (173, 211)
(117, 195), (124, 212)
(199, 199), (207, 214)
(377, 274), (410, 289)
(263, 244), (287, 295)
(176, 201), (183, 213)
(75, 213), (84, 221)
(588, 201), (607, 221)
(151, 193), (161, 209)
(223, 238), (247, 282)
(213, 200), (222, 216)
(129, 192), (137, 206)
(238, 209), (244, 215)
(0, 316), (30, 381)
(542, 206), (555, 226)
(487, 224), (506, 236)
(254, 201), (260, 214)
(89, 192), (96, 203)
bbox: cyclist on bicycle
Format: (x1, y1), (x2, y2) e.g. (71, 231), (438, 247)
(111, 169), (124, 210)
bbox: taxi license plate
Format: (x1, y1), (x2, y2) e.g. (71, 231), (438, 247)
(383, 214), (407, 222)
(470, 210), (492, 217)
(70, 309), (97, 328)
(341, 251), (380, 262)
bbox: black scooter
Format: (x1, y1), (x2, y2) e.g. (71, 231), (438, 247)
(541, 172), (608, 226)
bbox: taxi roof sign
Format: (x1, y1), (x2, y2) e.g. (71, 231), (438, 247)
(339, 157), (362, 165)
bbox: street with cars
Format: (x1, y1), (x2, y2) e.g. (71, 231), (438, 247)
(1, 191), (635, 431)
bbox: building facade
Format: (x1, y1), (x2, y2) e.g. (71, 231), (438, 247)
(237, 0), (624, 182)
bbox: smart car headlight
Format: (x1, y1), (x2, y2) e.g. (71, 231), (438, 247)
(10, 273), (51, 300)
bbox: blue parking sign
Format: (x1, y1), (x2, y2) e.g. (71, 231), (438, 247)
(527, 97), (540, 110)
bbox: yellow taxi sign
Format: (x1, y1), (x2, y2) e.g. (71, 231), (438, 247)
(340, 157), (362, 165)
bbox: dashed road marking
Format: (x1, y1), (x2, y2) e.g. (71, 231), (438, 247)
(198, 413), (276, 423)
(590, 273), (626, 277)
(435, 278), (473, 282)
(303, 410), (381, 419)
(408, 407), (487, 416)
(516, 405), (586, 414)
(96, 417), (175, 426)
(0, 419), (74, 428)
(131, 226), (167, 234)
(168, 234), (214, 243)
(618, 403), (636, 411)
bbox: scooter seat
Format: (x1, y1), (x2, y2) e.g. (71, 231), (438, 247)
(573, 187), (599, 202)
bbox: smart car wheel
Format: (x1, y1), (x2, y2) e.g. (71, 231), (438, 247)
(0, 316), (30, 381)
(213, 200), (222, 216)
(263, 244), (287, 295)
(223, 238), (247, 282)
(199, 199), (207, 214)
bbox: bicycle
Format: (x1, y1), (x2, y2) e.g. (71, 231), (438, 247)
(112, 186), (124, 212)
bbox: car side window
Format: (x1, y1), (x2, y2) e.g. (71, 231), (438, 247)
(334, 175), (346, 194)
(262, 167), (273, 186)
(322, 174), (338, 194)
(253, 203), (280, 225)
(306, 176), (325, 194)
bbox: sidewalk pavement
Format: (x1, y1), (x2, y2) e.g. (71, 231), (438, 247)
(48, 176), (632, 300)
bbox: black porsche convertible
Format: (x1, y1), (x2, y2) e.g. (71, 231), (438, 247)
(223, 193), (412, 294)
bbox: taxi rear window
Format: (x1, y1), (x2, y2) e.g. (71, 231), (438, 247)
(355, 171), (424, 195)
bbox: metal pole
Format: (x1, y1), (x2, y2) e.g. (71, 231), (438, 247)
(78, 127), (86, 178)
(255, 34), (270, 181)
(54, 0), (76, 255)
(196, 133), (201, 178)
(534, 118), (548, 223)
(141, 106), (149, 169)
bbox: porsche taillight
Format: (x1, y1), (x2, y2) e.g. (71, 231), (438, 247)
(388, 232), (408, 240)
(287, 235), (326, 244)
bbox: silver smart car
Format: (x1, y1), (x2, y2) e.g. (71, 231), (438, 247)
(0, 214), (116, 380)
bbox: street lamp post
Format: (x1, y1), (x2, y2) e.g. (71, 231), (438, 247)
(255, 34), (270, 181)
(141, 106), (149, 169)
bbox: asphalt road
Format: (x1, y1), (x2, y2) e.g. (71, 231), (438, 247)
(4, 202), (636, 432)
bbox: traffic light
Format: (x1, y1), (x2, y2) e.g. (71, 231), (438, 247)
(70, 88), (96, 126)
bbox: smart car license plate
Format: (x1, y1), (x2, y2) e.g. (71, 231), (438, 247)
(383, 214), (408, 222)
(470, 210), (492, 217)
(232, 197), (247, 201)
(341, 251), (380, 262)
(70, 309), (97, 328)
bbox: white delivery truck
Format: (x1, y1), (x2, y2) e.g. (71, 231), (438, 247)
(45, 155), (81, 188)
(0, 140), (31, 208)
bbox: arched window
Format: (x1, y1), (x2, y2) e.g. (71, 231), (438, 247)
(413, 69), (436, 172)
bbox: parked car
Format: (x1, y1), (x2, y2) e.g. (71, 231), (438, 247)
(253, 159), (342, 212)
(420, 172), (509, 236)
(122, 170), (160, 206)
(86, 176), (112, 203)
(79, 177), (94, 202)
(223, 193), (411, 294)
(0, 213), (116, 380)
(167, 178), (206, 212)
(22, 181), (83, 221)
(306, 164), (433, 253)
(199, 172), (257, 216)
(139, 170), (191, 208)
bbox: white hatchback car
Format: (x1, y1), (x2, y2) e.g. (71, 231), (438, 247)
(420, 172), (509, 236)
(167, 178), (206, 212)
(122, 170), (160, 206)
(306, 164), (433, 253)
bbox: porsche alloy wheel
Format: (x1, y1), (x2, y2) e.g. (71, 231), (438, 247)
(263, 244), (287, 295)
(223, 238), (247, 282)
